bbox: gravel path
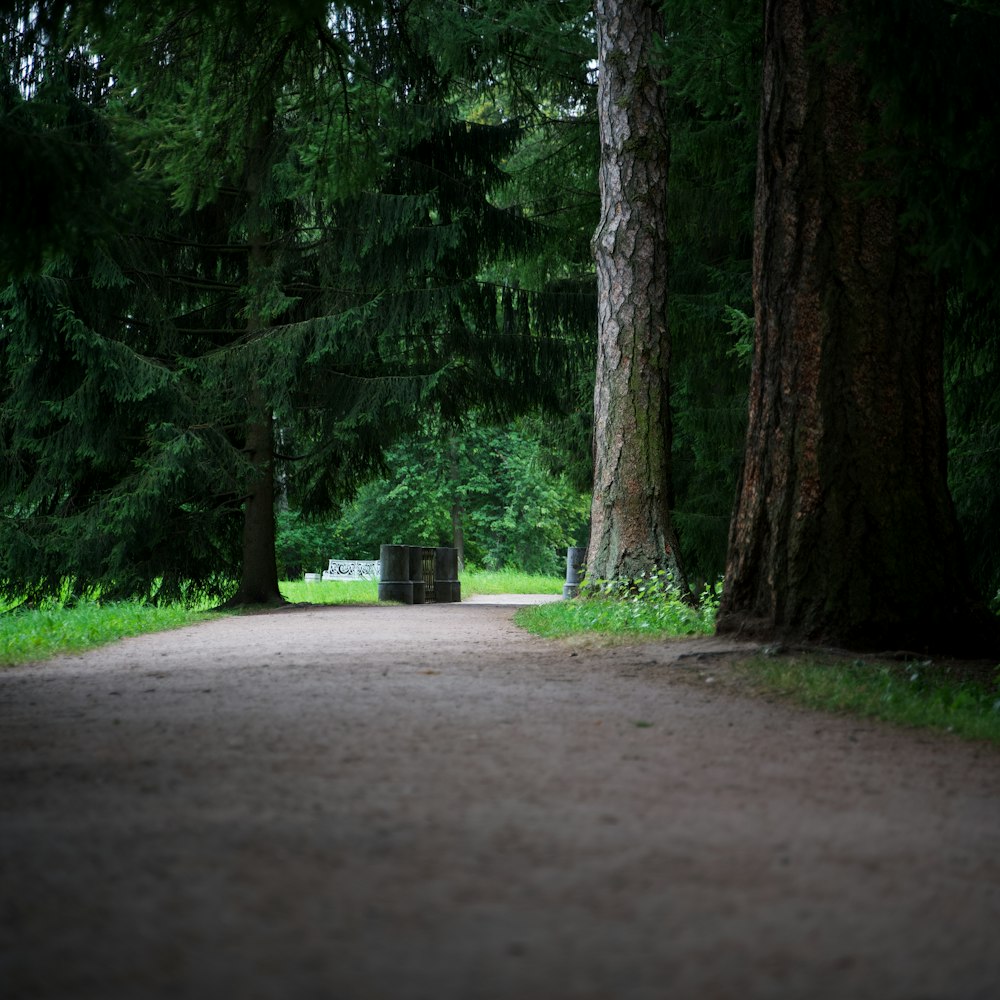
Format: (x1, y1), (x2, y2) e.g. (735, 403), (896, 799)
(2, 601), (998, 1000)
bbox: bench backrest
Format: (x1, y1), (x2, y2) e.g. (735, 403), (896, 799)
(325, 559), (381, 580)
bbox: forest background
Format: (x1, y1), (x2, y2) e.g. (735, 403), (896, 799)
(2, 1), (998, 628)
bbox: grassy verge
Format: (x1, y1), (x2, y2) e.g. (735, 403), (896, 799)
(516, 585), (1000, 745)
(0, 600), (216, 667)
(1, 570), (564, 666)
(732, 653), (1000, 744)
(515, 584), (718, 638)
(5, 582), (998, 747)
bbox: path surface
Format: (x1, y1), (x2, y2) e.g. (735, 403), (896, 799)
(2, 601), (998, 1000)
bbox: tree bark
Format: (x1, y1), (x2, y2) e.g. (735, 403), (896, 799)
(586, 0), (687, 591)
(718, 0), (997, 654)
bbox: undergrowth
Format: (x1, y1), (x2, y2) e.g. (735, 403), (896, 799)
(516, 572), (719, 638)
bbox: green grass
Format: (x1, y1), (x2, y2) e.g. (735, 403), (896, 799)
(461, 568), (562, 597)
(280, 578), (380, 604)
(734, 654), (1000, 744)
(1, 569), (564, 666)
(515, 581), (1000, 745)
(280, 568), (562, 604)
(516, 582), (718, 638)
(0, 600), (216, 666)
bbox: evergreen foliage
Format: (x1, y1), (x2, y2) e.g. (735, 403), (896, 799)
(1, 3), (133, 275)
(659, 0), (760, 586)
(842, 0), (1000, 292)
(1, 0), (597, 605)
(3, 0), (997, 621)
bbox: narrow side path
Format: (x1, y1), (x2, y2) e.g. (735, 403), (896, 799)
(1, 604), (998, 1000)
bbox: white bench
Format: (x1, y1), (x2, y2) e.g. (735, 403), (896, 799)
(321, 559), (381, 581)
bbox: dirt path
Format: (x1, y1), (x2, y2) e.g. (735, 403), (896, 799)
(2, 601), (998, 1000)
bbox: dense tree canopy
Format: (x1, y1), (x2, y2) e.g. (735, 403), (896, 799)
(2, 0), (998, 651)
(1, 0), (595, 605)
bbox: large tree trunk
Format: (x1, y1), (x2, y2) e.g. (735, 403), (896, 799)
(586, 0), (687, 591)
(718, 0), (996, 653)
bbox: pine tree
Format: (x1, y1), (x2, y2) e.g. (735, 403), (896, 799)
(1, 4), (241, 604)
(1, 1), (596, 605)
(1, 3), (132, 276)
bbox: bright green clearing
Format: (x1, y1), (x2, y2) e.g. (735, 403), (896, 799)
(459, 568), (562, 596)
(279, 578), (380, 605)
(279, 568), (562, 605)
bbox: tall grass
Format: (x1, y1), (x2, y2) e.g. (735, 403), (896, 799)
(0, 600), (214, 666)
(516, 575), (719, 638)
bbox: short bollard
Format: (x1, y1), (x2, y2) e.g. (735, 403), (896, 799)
(408, 545), (425, 604)
(377, 544), (414, 603)
(433, 546), (461, 603)
(564, 546), (587, 599)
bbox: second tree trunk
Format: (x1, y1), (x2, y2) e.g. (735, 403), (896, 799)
(587, 0), (687, 592)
